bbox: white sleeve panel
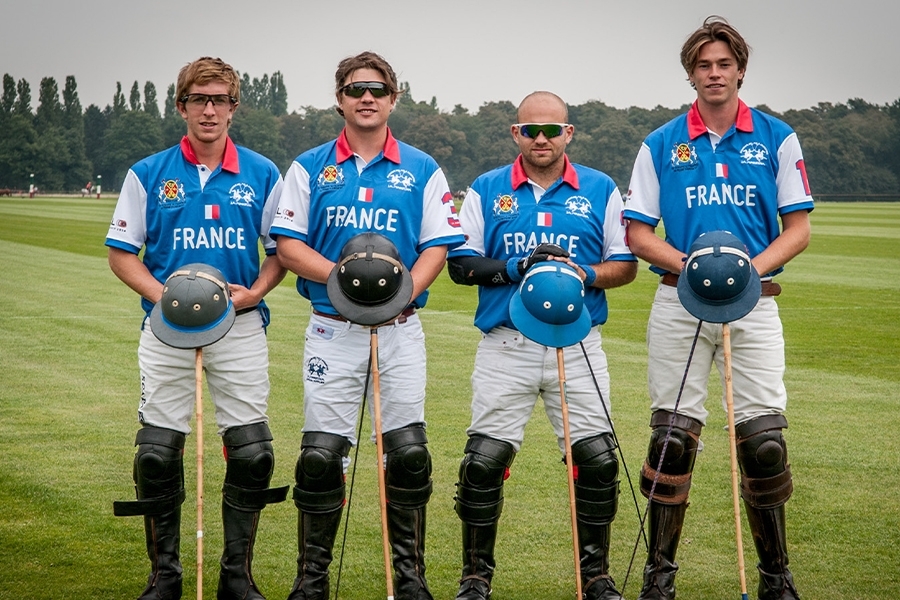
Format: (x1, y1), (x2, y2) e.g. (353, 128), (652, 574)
(624, 144), (662, 223)
(776, 133), (814, 209)
(259, 174), (284, 251)
(271, 161), (311, 236)
(106, 169), (148, 251)
(418, 168), (457, 245)
(451, 187), (486, 256)
(602, 187), (631, 261)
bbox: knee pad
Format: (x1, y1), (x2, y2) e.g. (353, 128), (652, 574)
(455, 435), (516, 526)
(222, 422), (289, 511)
(113, 426), (185, 517)
(640, 411), (702, 505)
(293, 431), (351, 513)
(736, 414), (793, 508)
(572, 433), (619, 525)
(383, 423), (433, 509)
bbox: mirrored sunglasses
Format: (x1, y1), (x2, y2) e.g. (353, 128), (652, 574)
(180, 93), (236, 107)
(515, 123), (570, 139)
(340, 81), (391, 99)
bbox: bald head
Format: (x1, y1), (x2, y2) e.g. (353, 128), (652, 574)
(517, 91), (569, 124)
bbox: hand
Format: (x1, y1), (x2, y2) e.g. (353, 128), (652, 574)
(517, 243), (570, 276)
(227, 283), (259, 311)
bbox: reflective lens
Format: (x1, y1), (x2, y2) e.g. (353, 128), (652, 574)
(180, 93), (235, 107)
(516, 123), (568, 139)
(341, 81), (391, 98)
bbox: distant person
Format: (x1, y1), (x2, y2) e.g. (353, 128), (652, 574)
(106, 56), (288, 600)
(270, 51), (465, 600)
(446, 90), (637, 600)
(623, 16), (813, 600)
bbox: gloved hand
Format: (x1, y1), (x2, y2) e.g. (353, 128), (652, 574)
(517, 243), (570, 276)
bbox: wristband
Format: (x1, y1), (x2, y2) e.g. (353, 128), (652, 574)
(506, 257), (524, 283)
(579, 264), (597, 287)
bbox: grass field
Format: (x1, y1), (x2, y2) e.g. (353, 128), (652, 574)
(1, 197), (898, 599)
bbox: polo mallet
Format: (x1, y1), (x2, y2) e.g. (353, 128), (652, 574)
(723, 323), (750, 600)
(194, 348), (205, 600)
(557, 347), (582, 600)
(370, 328), (394, 600)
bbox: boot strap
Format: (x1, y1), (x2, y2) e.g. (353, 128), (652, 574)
(224, 483), (289, 510)
(113, 488), (185, 517)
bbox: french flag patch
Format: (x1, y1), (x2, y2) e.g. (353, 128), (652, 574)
(358, 187), (374, 202)
(716, 163), (728, 178)
(205, 205), (220, 219)
(537, 212), (552, 227)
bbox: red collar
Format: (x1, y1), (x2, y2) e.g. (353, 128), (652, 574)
(687, 100), (754, 140)
(510, 154), (579, 190)
(180, 136), (239, 173)
(335, 127), (401, 164)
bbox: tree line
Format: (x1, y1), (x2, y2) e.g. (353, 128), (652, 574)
(1, 72), (898, 196)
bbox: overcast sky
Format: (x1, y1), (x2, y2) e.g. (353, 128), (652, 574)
(3, 0), (898, 116)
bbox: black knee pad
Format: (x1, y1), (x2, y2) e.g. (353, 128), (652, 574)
(222, 422), (288, 511)
(572, 433), (619, 525)
(454, 435), (516, 526)
(383, 423), (433, 509)
(293, 431), (351, 514)
(736, 414), (793, 508)
(640, 411), (702, 505)
(113, 426), (185, 517)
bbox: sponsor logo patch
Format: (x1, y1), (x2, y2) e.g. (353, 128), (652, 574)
(229, 182), (256, 207)
(387, 169), (416, 192)
(317, 165), (345, 189)
(306, 356), (329, 384)
(564, 195), (592, 219)
(739, 142), (769, 166)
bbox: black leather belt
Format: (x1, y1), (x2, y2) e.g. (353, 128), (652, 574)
(660, 273), (781, 296)
(313, 306), (416, 324)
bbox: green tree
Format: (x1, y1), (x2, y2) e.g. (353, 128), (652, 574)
(83, 104), (107, 184)
(14, 78), (32, 116)
(0, 113), (38, 188)
(35, 77), (63, 132)
(143, 81), (160, 119)
(129, 81), (141, 111)
(269, 71), (288, 116)
(1, 74), (15, 115)
(60, 76), (93, 191)
(111, 82), (127, 118)
(230, 107), (285, 167)
(161, 83), (183, 147)
(103, 110), (163, 189)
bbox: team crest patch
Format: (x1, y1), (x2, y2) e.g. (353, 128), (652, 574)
(229, 182), (256, 207)
(387, 169), (415, 192)
(317, 165), (345, 188)
(492, 194), (519, 222)
(306, 356), (329, 384)
(669, 142), (699, 171)
(739, 142), (770, 166)
(564, 195), (592, 219)
(157, 179), (186, 208)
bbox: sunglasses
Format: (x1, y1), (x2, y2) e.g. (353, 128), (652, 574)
(180, 93), (236, 108)
(340, 81), (391, 99)
(515, 123), (570, 139)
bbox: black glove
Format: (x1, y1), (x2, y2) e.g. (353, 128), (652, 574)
(517, 243), (570, 276)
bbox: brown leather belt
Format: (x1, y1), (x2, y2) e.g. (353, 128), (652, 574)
(660, 272), (781, 297)
(313, 306), (417, 324)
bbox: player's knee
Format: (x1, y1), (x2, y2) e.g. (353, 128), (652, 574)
(736, 414), (793, 508)
(293, 431), (350, 513)
(383, 423), (433, 509)
(572, 433), (619, 524)
(455, 435), (516, 525)
(222, 422), (289, 510)
(133, 425), (185, 496)
(640, 410), (702, 504)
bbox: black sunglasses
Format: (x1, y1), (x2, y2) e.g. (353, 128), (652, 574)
(180, 93), (236, 107)
(340, 81), (391, 99)
(515, 123), (570, 139)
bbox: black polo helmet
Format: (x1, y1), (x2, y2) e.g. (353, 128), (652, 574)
(326, 233), (413, 326)
(149, 263), (236, 348)
(677, 230), (762, 323)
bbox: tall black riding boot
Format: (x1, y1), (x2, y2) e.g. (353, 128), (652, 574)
(113, 426), (187, 600)
(637, 501), (688, 600)
(456, 521), (498, 600)
(578, 521), (623, 600)
(218, 504), (265, 600)
(746, 504), (800, 600)
(387, 504), (434, 600)
(138, 508), (184, 600)
(286, 507), (343, 600)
